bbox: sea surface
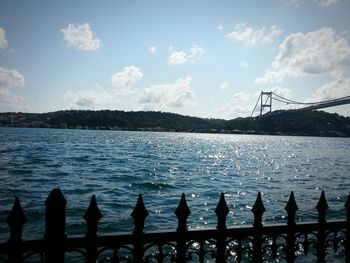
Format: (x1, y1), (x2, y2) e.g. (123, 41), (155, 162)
(0, 127), (350, 259)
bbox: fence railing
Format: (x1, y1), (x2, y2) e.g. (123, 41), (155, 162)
(0, 188), (349, 263)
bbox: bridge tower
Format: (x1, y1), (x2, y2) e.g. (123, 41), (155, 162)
(260, 92), (272, 116)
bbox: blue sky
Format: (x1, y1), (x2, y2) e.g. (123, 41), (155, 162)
(1, 0), (350, 119)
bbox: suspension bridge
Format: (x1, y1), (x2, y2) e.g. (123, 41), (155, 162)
(251, 91), (350, 117)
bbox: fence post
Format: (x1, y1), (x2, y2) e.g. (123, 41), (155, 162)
(316, 191), (328, 263)
(44, 188), (67, 263)
(174, 193), (191, 263)
(83, 195), (102, 263)
(131, 194), (148, 263)
(251, 192), (265, 263)
(214, 193), (229, 263)
(285, 191), (298, 263)
(5, 197), (27, 263)
(345, 193), (350, 263)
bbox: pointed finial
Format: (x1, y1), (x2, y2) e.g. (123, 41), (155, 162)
(6, 197), (27, 242)
(174, 193), (191, 232)
(45, 188), (66, 206)
(83, 195), (103, 237)
(316, 191), (328, 224)
(131, 194), (149, 234)
(214, 193), (229, 230)
(45, 188), (66, 238)
(285, 191), (298, 225)
(252, 192), (265, 227)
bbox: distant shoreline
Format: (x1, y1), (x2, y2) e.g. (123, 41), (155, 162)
(1, 109), (349, 138)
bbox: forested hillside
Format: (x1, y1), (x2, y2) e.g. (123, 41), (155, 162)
(0, 109), (349, 137)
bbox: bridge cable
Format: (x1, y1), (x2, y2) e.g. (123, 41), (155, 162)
(271, 92), (350, 106)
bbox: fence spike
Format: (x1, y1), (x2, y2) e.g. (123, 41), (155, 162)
(285, 191), (298, 226)
(214, 192), (229, 230)
(6, 196), (27, 242)
(316, 191), (328, 224)
(45, 188), (66, 238)
(251, 192), (265, 263)
(131, 194), (149, 234)
(316, 191), (328, 262)
(285, 191), (298, 262)
(252, 192), (265, 228)
(83, 195), (103, 237)
(174, 193), (191, 232)
(44, 188), (66, 263)
(5, 197), (27, 263)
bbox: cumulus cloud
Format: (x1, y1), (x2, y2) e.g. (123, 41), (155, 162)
(0, 27), (8, 49)
(271, 87), (292, 99)
(148, 46), (157, 54)
(212, 92), (252, 119)
(168, 51), (188, 65)
(306, 78), (350, 102)
(63, 88), (115, 109)
(0, 89), (30, 112)
(61, 23), (102, 51)
(138, 77), (195, 110)
(0, 67), (25, 88)
(227, 23), (282, 45)
(168, 44), (204, 65)
(255, 28), (350, 84)
(0, 67), (29, 112)
(111, 66), (143, 89)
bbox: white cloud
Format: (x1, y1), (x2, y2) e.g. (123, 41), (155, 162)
(148, 46), (157, 54)
(0, 67), (25, 88)
(168, 51), (188, 65)
(307, 78), (350, 102)
(0, 67), (28, 112)
(168, 44), (204, 65)
(138, 77), (195, 110)
(0, 27), (8, 49)
(271, 87), (291, 99)
(111, 66), (143, 89)
(61, 23), (102, 51)
(255, 28), (350, 84)
(212, 92), (252, 119)
(227, 23), (283, 45)
(190, 44), (204, 58)
(232, 91), (250, 102)
(63, 88), (116, 109)
(220, 82), (229, 90)
(0, 89), (30, 112)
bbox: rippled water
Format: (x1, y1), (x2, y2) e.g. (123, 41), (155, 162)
(1, 127), (350, 243)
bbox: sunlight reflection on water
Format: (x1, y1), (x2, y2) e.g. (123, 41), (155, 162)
(0, 128), (350, 241)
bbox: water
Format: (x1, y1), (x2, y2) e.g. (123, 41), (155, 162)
(0, 127), (350, 245)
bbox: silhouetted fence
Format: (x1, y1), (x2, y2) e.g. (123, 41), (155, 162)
(0, 188), (350, 262)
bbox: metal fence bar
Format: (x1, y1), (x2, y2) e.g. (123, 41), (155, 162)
(83, 195), (102, 263)
(44, 188), (66, 263)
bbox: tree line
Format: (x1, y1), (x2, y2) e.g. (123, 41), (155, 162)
(0, 109), (349, 137)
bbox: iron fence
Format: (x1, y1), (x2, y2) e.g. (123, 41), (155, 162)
(0, 188), (349, 262)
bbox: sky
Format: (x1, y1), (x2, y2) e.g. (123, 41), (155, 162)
(1, 0), (350, 119)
